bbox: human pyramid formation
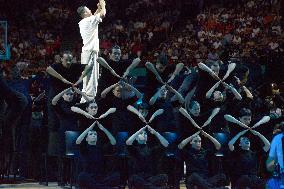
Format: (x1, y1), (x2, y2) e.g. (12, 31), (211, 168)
(46, 1), (277, 188)
(50, 50), (272, 188)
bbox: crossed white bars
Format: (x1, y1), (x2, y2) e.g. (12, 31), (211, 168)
(224, 114), (270, 152)
(179, 107), (220, 145)
(127, 105), (164, 125)
(97, 57), (141, 80)
(97, 57), (143, 97)
(145, 61), (184, 85)
(145, 61), (185, 103)
(198, 62), (239, 97)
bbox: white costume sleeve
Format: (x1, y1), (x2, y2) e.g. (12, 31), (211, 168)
(90, 14), (102, 26)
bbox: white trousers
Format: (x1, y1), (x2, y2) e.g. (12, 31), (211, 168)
(81, 50), (99, 101)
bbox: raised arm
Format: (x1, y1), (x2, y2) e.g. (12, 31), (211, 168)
(202, 107), (220, 127)
(74, 64), (93, 86)
(127, 105), (146, 123)
(73, 87), (93, 102)
(126, 126), (147, 145)
(242, 86), (253, 99)
(178, 132), (201, 149)
(148, 109), (164, 123)
(97, 122), (116, 145)
(98, 0), (106, 18)
(228, 130), (249, 151)
(166, 84), (185, 104)
(167, 63), (184, 83)
(149, 87), (162, 105)
(46, 66), (73, 85)
(98, 108), (116, 119)
(251, 130), (270, 152)
(122, 81), (142, 99)
(206, 81), (221, 99)
(52, 87), (71, 105)
(201, 130), (221, 150)
(101, 83), (119, 98)
(147, 126), (169, 147)
(76, 122), (96, 144)
(97, 57), (121, 79)
(71, 106), (95, 119)
(123, 58), (141, 78)
(223, 82), (242, 100)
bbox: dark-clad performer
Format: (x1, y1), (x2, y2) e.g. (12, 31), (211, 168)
(76, 121), (120, 189)
(126, 125), (169, 189)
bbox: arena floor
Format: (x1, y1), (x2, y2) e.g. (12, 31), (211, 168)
(0, 182), (190, 189)
(0, 182), (61, 189)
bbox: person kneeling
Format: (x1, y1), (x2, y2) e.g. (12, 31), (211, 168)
(178, 131), (226, 189)
(76, 121), (120, 189)
(126, 125), (169, 189)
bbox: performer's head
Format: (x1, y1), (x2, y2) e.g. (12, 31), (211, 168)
(158, 85), (168, 99)
(239, 108), (252, 126)
(109, 45), (121, 62)
(188, 101), (201, 117)
(77, 6), (92, 18)
(213, 90), (224, 102)
(239, 136), (250, 151)
(206, 60), (220, 75)
(86, 101), (98, 116)
(113, 84), (123, 98)
(61, 51), (73, 68)
(270, 107), (282, 119)
(190, 135), (202, 150)
(156, 54), (168, 72)
(63, 88), (75, 102)
(136, 130), (147, 144)
(86, 130), (98, 145)
(137, 103), (149, 118)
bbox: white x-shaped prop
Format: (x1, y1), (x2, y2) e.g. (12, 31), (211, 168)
(233, 76), (253, 99)
(145, 61), (185, 102)
(69, 87), (116, 120)
(179, 107), (220, 144)
(75, 104), (116, 120)
(97, 57), (141, 80)
(198, 62), (237, 97)
(145, 61), (184, 85)
(127, 105), (164, 125)
(96, 57), (143, 97)
(89, 108), (117, 130)
(224, 114), (270, 152)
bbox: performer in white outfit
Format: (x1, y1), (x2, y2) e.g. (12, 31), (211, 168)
(77, 0), (106, 101)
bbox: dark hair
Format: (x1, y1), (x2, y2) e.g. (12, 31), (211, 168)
(77, 6), (86, 17)
(61, 50), (72, 57)
(239, 108), (252, 117)
(157, 54), (168, 65)
(111, 45), (121, 51)
(206, 60), (220, 67)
